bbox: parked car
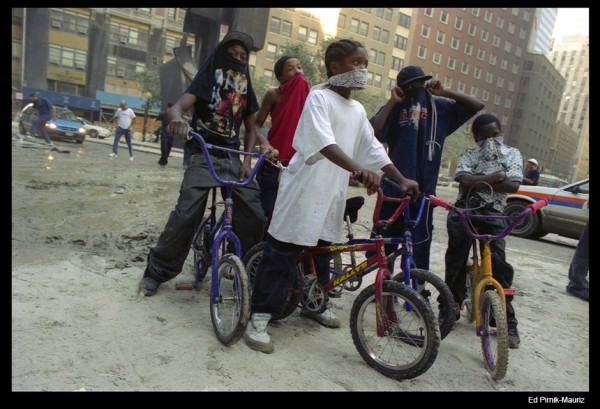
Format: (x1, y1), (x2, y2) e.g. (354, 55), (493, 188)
(503, 178), (589, 240)
(77, 117), (112, 139)
(18, 103), (86, 144)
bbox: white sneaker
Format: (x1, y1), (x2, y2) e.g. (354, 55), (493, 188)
(300, 307), (341, 328)
(244, 313), (274, 353)
(108, 152), (117, 158)
(24, 134), (34, 140)
(129, 156), (134, 161)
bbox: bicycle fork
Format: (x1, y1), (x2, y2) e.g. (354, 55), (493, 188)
(373, 236), (396, 337)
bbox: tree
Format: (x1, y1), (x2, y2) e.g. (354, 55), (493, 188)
(134, 68), (161, 108)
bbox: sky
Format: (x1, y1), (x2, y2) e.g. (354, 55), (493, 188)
(552, 8), (589, 41)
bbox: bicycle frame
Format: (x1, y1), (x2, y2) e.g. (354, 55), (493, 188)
(428, 195), (548, 329)
(188, 130), (271, 303)
(300, 179), (412, 337)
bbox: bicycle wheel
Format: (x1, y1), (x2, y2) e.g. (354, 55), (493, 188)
(394, 268), (455, 340)
(480, 290), (509, 380)
(193, 218), (212, 282)
(210, 254), (250, 346)
(350, 281), (440, 380)
(242, 241), (265, 289)
(464, 264), (475, 323)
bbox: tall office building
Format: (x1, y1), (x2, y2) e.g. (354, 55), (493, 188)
(528, 8), (558, 54)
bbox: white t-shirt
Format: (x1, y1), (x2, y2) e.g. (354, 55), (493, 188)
(115, 107), (136, 129)
(268, 88), (392, 246)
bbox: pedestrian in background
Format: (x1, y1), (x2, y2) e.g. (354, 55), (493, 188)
(28, 92), (56, 147)
(108, 100), (136, 161)
(566, 199), (589, 302)
(153, 102), (174, 167)
(522, 158), (540, 185)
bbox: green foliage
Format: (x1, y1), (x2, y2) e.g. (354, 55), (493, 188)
(134, 68), (161, 107)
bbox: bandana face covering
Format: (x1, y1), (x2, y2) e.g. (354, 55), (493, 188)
(328, 68), (368, 89)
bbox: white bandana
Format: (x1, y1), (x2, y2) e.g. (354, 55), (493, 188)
(327, 68), (368, 89)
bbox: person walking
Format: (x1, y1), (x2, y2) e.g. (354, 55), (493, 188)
(154, 102), (174, 166)
(108, 100), (136, 161)
(522, 158), (540, 185)
(443, 114), (523, 348)
(566, 199), (589, 302)
(28, 92), (56, 147)
(368, 65), (484, 275)
(138, 31), (266, 297)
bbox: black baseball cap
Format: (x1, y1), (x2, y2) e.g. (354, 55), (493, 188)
(397, 66), (433, 87)
(222, 31), (254, 53)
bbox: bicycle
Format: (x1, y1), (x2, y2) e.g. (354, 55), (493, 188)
(187, 130), (272, 346)
(244, 173), (440, 380)
(428, 194), (548, 380)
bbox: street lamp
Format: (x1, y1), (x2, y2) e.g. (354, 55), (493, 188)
(142, 91), (152, 142)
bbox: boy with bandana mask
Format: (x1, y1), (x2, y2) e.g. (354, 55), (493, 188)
(138, 32), (266, 296)
(245, 39), (419, 353)
(443, 114), (523, 348)
(368, 66), (485, 295)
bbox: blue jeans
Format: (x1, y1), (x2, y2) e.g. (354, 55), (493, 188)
(567, 221), (589, 291)
(30, 115), (52, 144)
(113, 127), (133, 157)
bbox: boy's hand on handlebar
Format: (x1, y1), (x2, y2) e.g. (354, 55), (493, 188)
(239, 157), (253, 181)
(167, 120), (191, 139)
(358, 169), (381, 195)
(401, 178), (420, 200)
(260, 144), (279, 160)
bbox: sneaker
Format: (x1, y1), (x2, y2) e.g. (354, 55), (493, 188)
(566, 286), (589, 302)
(108, 152), (117, 158)
(24, 134), (34, 140)
(130, 156), (134, 161)
(507, 326), (520, 349)
(244, 313), (274, 353)
(138, 275), (160, 296)
(300, 307), (341, 328)
(47, 142), (54, 147)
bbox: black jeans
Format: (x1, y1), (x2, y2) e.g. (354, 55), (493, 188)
(158, 131), (173, 165)
(146, 152), (267, 283)
(444, 205), (517, 328)
(250, 234), (331, 317)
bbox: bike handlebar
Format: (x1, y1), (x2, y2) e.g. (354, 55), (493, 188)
(187, 130), (271, 188)
(428, 194), (549, 241)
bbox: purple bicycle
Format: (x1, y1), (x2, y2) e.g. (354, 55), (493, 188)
(188, 130), (272, 346)
(428, 194), (547, 380)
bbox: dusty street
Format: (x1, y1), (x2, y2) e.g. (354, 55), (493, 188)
(11, 129), (589, 394)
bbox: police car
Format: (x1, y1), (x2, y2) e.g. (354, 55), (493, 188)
(504, 178), (589, 240)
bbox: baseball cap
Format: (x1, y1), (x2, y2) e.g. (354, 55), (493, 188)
(397, 66), (433, 87)
(528, 158), (538, 166)
(222, 31), (254, 53)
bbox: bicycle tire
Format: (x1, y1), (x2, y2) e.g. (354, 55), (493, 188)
(394, 268), (455, 340)
(193, 218), (212, 282)
(480, 290), (509, 380)
(350, 281), (440, 380)
(464, 264), (475, 323)
(210, 254), (250, 346)
(242, 241), (265, 289)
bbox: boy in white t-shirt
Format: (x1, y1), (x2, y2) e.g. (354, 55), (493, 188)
(245, 39), (419, 354)
(108, 100), (136, 160)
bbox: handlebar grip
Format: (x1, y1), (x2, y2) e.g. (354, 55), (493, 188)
(528, 198), (548, 213)
(428, 195), (451, 209)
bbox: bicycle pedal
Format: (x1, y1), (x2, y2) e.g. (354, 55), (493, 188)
(504, 288), (517, 296)
(176, 282), (194, 290)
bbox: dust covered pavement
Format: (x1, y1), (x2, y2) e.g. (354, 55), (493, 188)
(11, 134), (589, 393)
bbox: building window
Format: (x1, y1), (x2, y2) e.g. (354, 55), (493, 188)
(440, 10), (448, 23)
(377, 8), (393, 21)
(369, 49), (377, 62)
(470, 85), (478, 97)
(308, 29), (318, 45)
(512, 63), (519, 74)
(508, 22), (516, 34)
(472, 8), (480, 17)
(436, 31), (446, 44)
(450, 36), (459, 50)
(508, 81), (516, 91)
(367, 71), (373, 86)
(263, 69), (275, 85)
(447, 56), (456, 70)
(519, 28), (527, 40)
(474, 66), (482, 79)
(270, 16), (281, 33)
(461, 61), (469, 74)
(477, 48), (485, 61)
(350, 18), (359, 33)
(266, 43), (277, 60)
(395, 35), (408, 50)
(391, 56), (404, 71)
(387, 77), (396, 90)
(489, 54), (497, 66)
(497, 76), (505, 88)
(373, 26), (389, 43)
(504, 40), (512, 52)
(484, 9), (493, 23)
(500, 58), (508, 70)
(482, 89), (489, 101)
(433, 51), (442, 65)
(421, 25), (430, 38)
(298, 26), (307, 42)
(494, 94), (501, 105)
(515, 46), (523, 57)
(464, 42), (473, 55)
(496, 16), (504, 29)
(486, 72), (494, 84)
(523, 10), (531, 21)
(468, 23), (476, 36)
(359, 21), (369, 36)
(454, 16), (463, 30)
(481, 29), (488, 42)
(444, 77), (452, 88)
(493, 35), (501, 47)
(281, 20), (292, 37)
(417, 45), (427, 59)
(424, 8), (433, 17)
(398, 12), (411, 28)
(373, 73), (382, 88)
(457, 80), (465, 93)
(377, 51), (386, 66)
(337, 13), (345, 28)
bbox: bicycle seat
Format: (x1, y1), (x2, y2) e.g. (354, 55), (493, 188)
(344, 196), (365, 223)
